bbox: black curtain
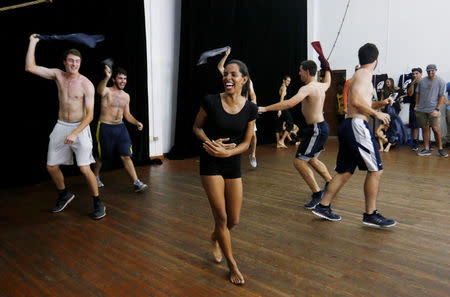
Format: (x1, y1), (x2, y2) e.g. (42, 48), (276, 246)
(0, 0), (148, 189)
(168, 0), (307, 159)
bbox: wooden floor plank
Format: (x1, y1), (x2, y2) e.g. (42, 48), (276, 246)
(0, 139), (449, 297)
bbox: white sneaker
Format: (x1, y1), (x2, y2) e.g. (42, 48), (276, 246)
(249, 155), (257, 168)
(96, 176), (104, 188)
(133, 180), (148, 192)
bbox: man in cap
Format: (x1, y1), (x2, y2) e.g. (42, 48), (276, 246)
(415, 64), (448, 157)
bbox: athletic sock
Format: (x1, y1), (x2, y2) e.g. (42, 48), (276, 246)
(312, 191), (322, 197)
(58, 189), (68, 197)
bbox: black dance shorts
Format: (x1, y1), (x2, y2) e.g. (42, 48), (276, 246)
(200, 151), (242, 179)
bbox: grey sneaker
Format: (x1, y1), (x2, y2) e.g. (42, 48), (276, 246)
(96, 176), (104, 188)
(90, 199), (106, 220)
(51, 192), (75, 213)
(133, 180), (148, 192)
(438, 149), (448, 157)
(249, 155), (257, 168)
(417, 149), (431, 156)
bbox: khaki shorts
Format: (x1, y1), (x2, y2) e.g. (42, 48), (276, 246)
(415, 111), (440, 127)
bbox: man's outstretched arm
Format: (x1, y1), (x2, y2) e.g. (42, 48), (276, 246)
(25, 34), (57, 80)
(97, 65), (111, 97)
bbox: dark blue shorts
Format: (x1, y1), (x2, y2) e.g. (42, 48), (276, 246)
(409, 104), (418, 129)
(335, 118), (383, 174)
(296, 121), (329, 161)
(95, 121), (132, 160)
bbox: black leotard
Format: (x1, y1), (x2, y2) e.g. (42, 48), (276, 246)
(199, 94), (257, 178)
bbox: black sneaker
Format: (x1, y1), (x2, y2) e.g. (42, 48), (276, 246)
(438, 149), (448, 157)
(51, 192), (75, 212)
(363, 210), (396, 227)
(411, 143), (419, 151)
(304, 190), (324, 209)
(90, 199), (106, 220)
(312, 204), (341, 221)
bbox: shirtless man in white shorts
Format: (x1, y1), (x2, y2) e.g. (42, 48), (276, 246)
(25, 34), (106, 220)
(311, 43), (396, 227)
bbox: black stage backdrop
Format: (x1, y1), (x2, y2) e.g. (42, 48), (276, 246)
(0, 0), (148, 189)
(168, 0), (307, 159)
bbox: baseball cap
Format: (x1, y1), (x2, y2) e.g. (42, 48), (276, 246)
(426, 64), (437, 71)
(411, 67), (422, 73)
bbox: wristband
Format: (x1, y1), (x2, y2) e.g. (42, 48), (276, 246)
(435, 108), (440, 111)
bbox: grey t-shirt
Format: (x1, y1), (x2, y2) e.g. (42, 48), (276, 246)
(416, 76), (446, 113)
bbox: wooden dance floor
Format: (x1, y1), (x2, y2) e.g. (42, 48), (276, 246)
(0, 139), (449, 297)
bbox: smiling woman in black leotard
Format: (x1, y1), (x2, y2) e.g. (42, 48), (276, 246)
(193, 60), (257, 285)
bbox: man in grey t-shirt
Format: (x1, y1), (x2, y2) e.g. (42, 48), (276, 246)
(415, 64), (448, 157)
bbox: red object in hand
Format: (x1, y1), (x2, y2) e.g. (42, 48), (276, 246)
(311, 41), (324, 56)
(311, 41), (331, 72)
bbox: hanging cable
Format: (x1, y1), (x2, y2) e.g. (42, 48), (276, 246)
(327, 0), (351, 60)
(0, 0), (52, 13)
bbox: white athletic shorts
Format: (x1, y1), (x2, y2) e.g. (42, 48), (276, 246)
(47, 120), (95, 166)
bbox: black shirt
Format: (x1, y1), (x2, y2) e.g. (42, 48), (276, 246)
(201, 94), (258, 145)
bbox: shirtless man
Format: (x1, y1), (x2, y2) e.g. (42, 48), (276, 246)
(25, 34), (105, 220)
(93, 65), (148, 192)
(312, 43), (397, 227)
(259, 60), (332, 208)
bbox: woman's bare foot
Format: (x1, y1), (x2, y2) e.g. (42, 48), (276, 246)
(229, 266), (245, 285)
(277, 141), (287, 149)
(210, 234), (222, 263)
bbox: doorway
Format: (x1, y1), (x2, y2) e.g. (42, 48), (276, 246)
(323, 70), (346, 136)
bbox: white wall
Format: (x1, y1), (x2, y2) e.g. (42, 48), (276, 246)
(144, 0), (181, 157)
(309, 0), (450, 139)
(144, 1), (449, 158)
(308, 0), (450, 84)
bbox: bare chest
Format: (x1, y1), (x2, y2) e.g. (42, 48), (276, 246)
(105, 93), (127, 109)
(58, 78), (85, 105)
